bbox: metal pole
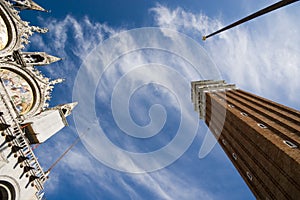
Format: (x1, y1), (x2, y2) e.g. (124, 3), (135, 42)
(45, 129), (89, 174)
(202, 0), (299, 40)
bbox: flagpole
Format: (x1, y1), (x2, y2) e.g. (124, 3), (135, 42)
(202, 0), (299, 40)
(44, 129), (89, 175)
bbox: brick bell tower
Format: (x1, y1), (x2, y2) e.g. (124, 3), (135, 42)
(0, 0), (76, 199)
(191, 80), (300, 200)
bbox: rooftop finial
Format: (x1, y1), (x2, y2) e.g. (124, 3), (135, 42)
(31, 26), (48, 34)
(50, 78), (65, 85)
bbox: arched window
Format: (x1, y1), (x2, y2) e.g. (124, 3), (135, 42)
(0, 181), (16, 200)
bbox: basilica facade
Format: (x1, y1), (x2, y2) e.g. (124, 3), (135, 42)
(0, 1), (75, 199)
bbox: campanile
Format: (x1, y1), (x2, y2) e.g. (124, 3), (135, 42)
(191, 80), (300, 200)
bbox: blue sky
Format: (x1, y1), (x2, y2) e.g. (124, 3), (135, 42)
(19, 0), (300, 199)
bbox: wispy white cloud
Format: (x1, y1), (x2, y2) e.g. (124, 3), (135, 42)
(29, 15), (118, 85)
(60, 148), (213, 200)
(151, 5), (222, 37)
(132, 170), (213, 200)
(33, 15), (117, 57)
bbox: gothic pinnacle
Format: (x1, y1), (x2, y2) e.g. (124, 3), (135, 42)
(12, 0), (48, 12)
(21, 52), (62, 66)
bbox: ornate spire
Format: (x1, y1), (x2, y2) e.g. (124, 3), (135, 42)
(21, 52), (62, 66)
(62, 102), (78, 117)
(12, 0), (48, 12)
(27, 0), (47, 12)
(51, 102), (78, 117)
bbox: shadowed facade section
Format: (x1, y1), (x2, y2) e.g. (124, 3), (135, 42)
(191, 80), (300, 200)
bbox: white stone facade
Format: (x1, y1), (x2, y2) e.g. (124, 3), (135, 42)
(0, 1), (76, 199)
